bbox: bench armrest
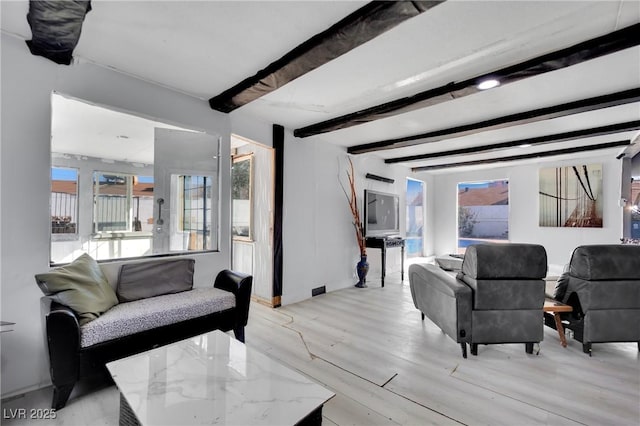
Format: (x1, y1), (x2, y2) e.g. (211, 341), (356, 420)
(214, 270), (253, 327)
(46, 302), (80, 387)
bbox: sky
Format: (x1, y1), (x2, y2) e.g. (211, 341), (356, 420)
(458, 180), (508, 190)
(52, 167), (153, 183)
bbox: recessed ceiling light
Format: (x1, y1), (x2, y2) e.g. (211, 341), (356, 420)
(116, 135), (129, 139)
(519, 143), (532, 148)
(477, 79), (500, 90)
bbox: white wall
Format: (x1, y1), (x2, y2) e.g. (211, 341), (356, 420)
(280, 129), (414, 304)
(0, 33), (231, 397)
(423, 153), (624, 273)
(232, 112), (430, 304)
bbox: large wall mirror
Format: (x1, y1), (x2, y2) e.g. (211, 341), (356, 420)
(50, 92), (220, 264)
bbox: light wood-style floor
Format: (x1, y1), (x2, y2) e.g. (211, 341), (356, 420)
(2, 273), (639, 425)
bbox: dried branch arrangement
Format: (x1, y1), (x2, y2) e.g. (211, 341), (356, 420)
(341, 157), (367, 256)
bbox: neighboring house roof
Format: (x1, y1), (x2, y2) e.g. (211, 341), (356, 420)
(459, 184), (509, 206)
(51, 180), (154, 197)
(51, 180), (77, 195)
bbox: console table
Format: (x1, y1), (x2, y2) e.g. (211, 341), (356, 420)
(365, 237), (405, 287)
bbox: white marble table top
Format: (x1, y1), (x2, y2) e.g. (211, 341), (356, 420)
(106, 330), (334, 425)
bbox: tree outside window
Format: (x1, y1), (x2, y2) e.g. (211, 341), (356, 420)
(232, 154), (253, 240)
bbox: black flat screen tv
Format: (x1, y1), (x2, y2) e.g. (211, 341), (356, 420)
(364, 189), (400, 237)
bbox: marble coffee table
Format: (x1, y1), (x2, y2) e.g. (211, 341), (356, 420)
(106, 330), (334, 425)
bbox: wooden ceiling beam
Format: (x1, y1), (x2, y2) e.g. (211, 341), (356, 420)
(296, 23), (640, 138)
(385, 121), (640, 163)
(208, 1), (442, 113)
(411, 140), (630, 172)
(347, 88), (640, 155)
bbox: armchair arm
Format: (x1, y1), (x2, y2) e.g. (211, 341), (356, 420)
(409, 264), (472, 342)
(214, 270), (253, 327)
(45, 302), (80, 389)
(410, 264), (471, 298)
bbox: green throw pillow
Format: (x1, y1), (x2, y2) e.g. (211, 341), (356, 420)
(35, 253), (118, 325)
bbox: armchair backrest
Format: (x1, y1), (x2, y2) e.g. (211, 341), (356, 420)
(569, 245), (640, 281)
(562, 244), (640, 346)
(457, 243), (547, 311)
(460, 243), (548, 279)
(563, 244), (640, 313)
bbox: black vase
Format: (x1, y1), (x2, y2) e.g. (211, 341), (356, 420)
(355, 255), (369, 288)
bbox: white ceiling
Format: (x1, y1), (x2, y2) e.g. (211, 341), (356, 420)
(50, 93), (188, 164)
(2, 0), (639, 173)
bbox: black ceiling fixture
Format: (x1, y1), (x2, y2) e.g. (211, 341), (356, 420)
(347, 88), (640, 155)
(295, 23), (640, 138)
(385, 121), (640, 163)
(25, 0), (92, 65)
(411, 140), (630, 172)
(208, 1), (443, 113)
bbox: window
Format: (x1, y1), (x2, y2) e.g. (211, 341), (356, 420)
(457, 179), (509, 253)
(178, 175), (212, 250)
(51, 167), (78, 237)
(406, 178), (424, 258)
(232, 154), (253, 240)
(93, 172), (154, 234)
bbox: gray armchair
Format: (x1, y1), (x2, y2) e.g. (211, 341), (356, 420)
(410, 243), (547, 357)
(552, 244), (640, 355)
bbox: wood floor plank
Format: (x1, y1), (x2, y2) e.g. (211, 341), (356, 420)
(4, 279), (638, 426)
(247, 303), (457, 425)
(385, 363), (584, 426)
(248, 282), (639, 426)
(450, 345), (640, 425)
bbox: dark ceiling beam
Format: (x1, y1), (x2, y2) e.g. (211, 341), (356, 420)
(25, 0), (92, 65)
(385, 121), (640, 163)
(208, 1), (443, 113)
(348, 88), (640, 155)
(295, 23), (640, 138)
(411, 140), (630, 172)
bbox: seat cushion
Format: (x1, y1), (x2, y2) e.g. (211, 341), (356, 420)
(35, 253), (119, 325)
(80, 287), (235, 348)
(435, 255), (463, 271)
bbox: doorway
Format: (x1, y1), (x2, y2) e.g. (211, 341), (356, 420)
(231, 134), (275, 305)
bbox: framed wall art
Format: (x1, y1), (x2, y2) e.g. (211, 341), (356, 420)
(539, 163), (603, 228)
